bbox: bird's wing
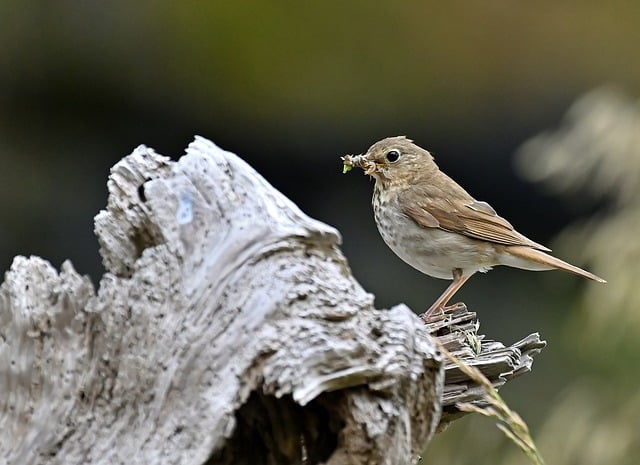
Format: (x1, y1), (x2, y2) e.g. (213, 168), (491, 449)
(401, 193), (551, 251)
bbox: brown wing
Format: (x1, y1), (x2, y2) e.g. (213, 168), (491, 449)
(401, 192), (550, 251)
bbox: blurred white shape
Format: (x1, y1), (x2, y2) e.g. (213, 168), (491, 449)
(517, 87), (640, 205)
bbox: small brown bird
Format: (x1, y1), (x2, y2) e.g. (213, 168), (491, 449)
(342, 136), (605, 321)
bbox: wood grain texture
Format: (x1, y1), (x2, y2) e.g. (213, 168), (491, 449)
(0, 137), (452, 465)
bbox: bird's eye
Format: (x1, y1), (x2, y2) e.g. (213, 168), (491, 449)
(386, 150), (400, 163)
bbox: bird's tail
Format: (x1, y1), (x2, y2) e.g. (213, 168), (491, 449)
(502, 245), (606, 283)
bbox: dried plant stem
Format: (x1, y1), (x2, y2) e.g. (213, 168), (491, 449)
(438, 342), (546, 465)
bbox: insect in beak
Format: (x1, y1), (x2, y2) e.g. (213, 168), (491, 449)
(342, 154), (378, 176)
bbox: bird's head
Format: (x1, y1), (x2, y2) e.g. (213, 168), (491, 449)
(342, 136), (437, 185)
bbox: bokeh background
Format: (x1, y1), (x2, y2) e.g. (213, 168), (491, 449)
(2, 2), (639, 464)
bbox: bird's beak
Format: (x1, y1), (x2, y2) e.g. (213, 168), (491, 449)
(363, 161), (378, 176)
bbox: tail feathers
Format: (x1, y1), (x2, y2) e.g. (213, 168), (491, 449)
(503, 246), (606, 283)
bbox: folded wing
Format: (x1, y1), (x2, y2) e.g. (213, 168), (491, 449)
(401, 192), (550, 252)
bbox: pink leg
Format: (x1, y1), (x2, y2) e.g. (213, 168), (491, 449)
(421, 269), (472, 321)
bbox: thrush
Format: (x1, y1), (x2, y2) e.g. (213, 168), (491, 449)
(342, 136), (605, 321)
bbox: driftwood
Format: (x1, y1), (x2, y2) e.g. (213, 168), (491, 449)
(0, 137), (545, 465)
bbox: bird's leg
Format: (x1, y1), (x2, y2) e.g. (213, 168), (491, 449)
(421, 269), (471, 322)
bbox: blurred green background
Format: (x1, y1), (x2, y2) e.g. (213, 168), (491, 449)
(1, 2), (639, 464)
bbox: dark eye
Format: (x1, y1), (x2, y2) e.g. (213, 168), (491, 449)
(386, 150), (400, 162)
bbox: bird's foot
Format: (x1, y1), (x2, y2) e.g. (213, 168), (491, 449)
(420, 302), (467, 324)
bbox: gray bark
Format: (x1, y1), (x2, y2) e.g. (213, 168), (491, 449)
(0, 137), (544, 465)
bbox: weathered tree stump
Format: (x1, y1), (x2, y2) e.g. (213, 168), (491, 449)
(0, 137), (544, 465)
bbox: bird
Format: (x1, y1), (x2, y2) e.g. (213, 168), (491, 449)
(342, 136), (606, 322)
